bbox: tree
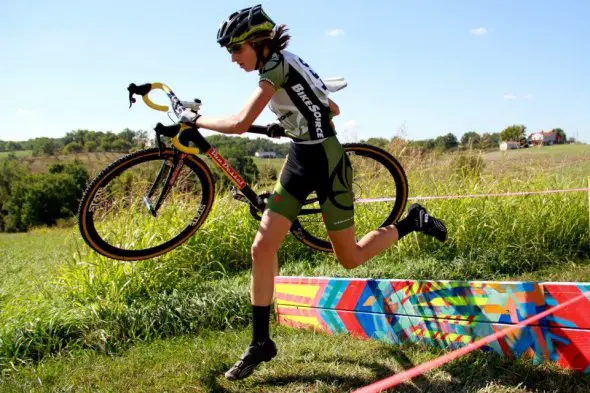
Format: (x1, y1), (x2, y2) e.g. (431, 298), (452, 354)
(460, 131), (481, 149)
(85, 141), (98, 152)
(63, 141), (83, 154)
(49, 160), (89, 191)
(500, 125), (526, 142)
(434, 133), (459, 151)
(552, 128), (567, 143)
(0, 155), (29, 231)
(134, 130), (150, 149)
(118, 128), (137, 144)
(211, 144), (259, 188)
(32, 138), (60, 156)
(6, 141), (22, 151)
(111, 138), (133, 152)
(3, 162), (89, 232)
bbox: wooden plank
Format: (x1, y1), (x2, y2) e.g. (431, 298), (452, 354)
(275, 277), (590, 329)
(277, 306), (590, 372)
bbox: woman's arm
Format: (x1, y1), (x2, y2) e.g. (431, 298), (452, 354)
(194, 81), (275, 135)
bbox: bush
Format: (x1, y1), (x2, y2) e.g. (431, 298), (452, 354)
(257, 164), (278, 186)
(85, 141), (98, 152)
(3, 161), (89, 232)
(452, 154), (485, 180)
(210, 145), (259, 189)
(63, 141), (83, 154)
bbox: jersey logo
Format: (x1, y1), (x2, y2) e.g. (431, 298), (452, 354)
(291, 84), (324, 138)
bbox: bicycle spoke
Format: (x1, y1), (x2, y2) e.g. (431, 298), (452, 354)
(88, 157), (205, 251)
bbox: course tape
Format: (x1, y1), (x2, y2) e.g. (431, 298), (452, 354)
(352, 290), (590, 393)
(356, 187), (590, 203)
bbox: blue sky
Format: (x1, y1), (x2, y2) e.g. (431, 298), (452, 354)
(1, 0), (589, 143)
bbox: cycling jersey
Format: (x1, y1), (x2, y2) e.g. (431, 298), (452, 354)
(259, 50), (336, 143)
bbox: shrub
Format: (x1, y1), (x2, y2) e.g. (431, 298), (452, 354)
(452, 154), (485, 180)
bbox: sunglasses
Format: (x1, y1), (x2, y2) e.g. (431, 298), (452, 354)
(227, 44), (243, 54)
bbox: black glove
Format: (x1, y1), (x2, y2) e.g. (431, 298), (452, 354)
(266, 123), (284, 138)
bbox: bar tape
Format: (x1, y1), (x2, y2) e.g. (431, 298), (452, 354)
(356, 187), (590, 204)
(352, 290), (590, 393)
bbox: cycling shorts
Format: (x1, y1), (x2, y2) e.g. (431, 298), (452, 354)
(266, 136), (354, 231)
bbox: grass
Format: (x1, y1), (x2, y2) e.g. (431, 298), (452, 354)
(0, 150), (32, 159)
(0, 151), (127, 176)
(0, 143), (589, 391)
(0, 228), (73, 322)
(2, 326), (589, 392)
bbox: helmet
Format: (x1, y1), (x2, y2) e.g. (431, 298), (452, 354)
(217, 4), (276, 48)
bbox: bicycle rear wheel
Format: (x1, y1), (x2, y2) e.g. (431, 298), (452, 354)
(292, 143), (408, 252)
(78, 148), (215, 261)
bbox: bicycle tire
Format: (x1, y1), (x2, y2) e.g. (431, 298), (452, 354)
(291, 143), (408, 253)
(78, 148), (215, 261)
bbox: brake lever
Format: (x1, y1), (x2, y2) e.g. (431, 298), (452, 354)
(127, 83), (153, 108)
(128, 88), (137, 108)
(156, 132), (164, 154)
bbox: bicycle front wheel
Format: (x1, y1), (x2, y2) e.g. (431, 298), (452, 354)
(292, 143), (408, 252)
(78, 148), (215, 261)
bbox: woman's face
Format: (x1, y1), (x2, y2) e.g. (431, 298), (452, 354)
(229, 43), (258, 72)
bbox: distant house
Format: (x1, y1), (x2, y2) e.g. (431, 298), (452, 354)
(528, 131), (565, 146)
(499, 141), (520, 151)
(255, 151), (278, 159)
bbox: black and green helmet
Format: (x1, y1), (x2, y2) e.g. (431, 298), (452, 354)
(216, 4), (276, 48)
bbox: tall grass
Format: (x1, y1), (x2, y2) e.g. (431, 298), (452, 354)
(1, 145), (588, 371)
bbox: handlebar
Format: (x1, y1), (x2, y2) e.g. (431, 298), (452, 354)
(248, 125), (286, 138)
(128, 81), (286, 148)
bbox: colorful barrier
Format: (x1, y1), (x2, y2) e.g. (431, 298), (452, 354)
(274, 277), (590, 372)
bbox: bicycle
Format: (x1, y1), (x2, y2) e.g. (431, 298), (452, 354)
(77, 81), (409, 261)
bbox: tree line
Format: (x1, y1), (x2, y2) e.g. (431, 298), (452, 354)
(362, 125), (571, 152)
(0, 129), (151, 156)
(1, 125), (572, 158)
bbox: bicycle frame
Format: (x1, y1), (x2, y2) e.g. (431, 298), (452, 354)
(127, 81), (322, 220)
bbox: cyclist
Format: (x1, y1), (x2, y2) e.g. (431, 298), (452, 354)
(178, 4), (448, 381)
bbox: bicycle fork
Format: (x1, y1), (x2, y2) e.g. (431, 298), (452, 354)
(143, 154), (186, 217)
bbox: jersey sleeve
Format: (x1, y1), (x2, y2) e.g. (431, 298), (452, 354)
(259, 53), (287, 90)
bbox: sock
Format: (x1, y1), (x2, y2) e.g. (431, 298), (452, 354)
(251, 305), (271, 345)
(394, 215), (417, 240)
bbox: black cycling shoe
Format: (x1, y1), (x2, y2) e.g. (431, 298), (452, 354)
(225, 340), (277, 381)
(408, 203), (448, 242)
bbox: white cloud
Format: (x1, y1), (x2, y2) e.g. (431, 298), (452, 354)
(503, 94), (517, 100)
(470, 27), (488, 36)
(17, 108), (35, 116)
(339, 119), (362, 142)
(326, 29), (345, 37)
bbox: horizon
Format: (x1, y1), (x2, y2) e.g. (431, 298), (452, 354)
(2, 1), (589, 144)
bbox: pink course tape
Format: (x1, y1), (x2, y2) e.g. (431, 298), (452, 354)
(356, 187), (590, 204)
(353, 291), (590, 393)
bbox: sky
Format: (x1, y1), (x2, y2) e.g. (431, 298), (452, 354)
(1, 0), (589, 144)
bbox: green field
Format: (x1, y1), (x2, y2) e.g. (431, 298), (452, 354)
(0, 150), (32, 159)
(0, 143), (589, 392)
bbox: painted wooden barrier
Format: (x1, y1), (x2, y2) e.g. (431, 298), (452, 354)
(274, 277), (590, 373)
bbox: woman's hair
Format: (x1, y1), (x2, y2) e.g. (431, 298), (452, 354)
(251, 24), (290, 53)
(271, 24), (290, 51)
